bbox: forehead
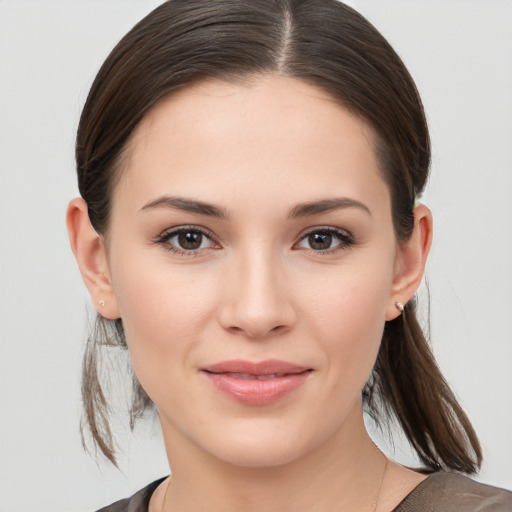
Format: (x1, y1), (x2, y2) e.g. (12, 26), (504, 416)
(114, 74), (389, 213)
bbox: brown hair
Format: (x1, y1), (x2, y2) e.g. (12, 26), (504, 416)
(76, 0), (482, 471)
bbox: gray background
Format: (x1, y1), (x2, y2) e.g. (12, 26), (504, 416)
(0, 1), (511, 510)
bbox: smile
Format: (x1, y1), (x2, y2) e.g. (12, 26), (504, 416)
(220, 372), (288, 380)
(201, 360), (313, 405)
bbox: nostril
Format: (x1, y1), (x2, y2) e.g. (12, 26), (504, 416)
(223, 322), (288, 339)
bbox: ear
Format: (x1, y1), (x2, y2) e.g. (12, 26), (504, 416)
(66, 198), (121, 319)
(385, 204), (433, 321)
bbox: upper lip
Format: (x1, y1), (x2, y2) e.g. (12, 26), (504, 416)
(201, 359), (311, 376)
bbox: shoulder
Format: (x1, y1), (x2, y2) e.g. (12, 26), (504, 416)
(95, 478), (167, 512)
(394, 472), (512, 512)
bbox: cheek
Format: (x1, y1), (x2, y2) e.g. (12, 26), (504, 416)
(300, 256), (394, 386)
(302, 253), (394, 328)
(108, 255), (216, 390)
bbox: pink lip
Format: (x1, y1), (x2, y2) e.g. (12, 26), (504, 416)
(201, 359), (312, 405)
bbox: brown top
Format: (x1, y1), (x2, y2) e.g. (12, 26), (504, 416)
(97, 473), (512, 512)
(390, 473), (511, 511)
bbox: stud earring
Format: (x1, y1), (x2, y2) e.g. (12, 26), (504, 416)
(395, 301), (404, 313)
(98, 299), (106, 307)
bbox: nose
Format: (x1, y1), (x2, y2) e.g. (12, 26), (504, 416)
(217, 245), (297, 339)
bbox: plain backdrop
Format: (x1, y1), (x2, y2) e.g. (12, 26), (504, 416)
(0, 1), (511, 510)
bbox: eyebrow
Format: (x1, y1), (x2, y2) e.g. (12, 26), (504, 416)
(140, 195), (371, 219)
(288, 197), (371, 218)
(141, 196), (228, 218)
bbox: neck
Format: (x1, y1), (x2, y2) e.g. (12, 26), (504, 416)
(160, 406), (387, 512)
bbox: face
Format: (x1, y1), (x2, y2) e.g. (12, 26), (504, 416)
(104, 75), (403, 468)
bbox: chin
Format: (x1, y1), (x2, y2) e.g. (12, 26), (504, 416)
(199, 419), (329, 469)
(212, 439), (308, 469)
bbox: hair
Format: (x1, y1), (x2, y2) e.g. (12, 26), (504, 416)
(76, 0), (482, 471)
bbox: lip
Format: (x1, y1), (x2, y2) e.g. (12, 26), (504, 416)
(201, 359), (313, 405)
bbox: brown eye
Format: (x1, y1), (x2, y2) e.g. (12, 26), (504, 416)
(308, 232), (333, 251)
(177, 231), (204, 250)
(296, 228), (354, 253)
(157, 227), (216, 254)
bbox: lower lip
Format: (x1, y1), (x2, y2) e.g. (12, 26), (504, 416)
(203, 371), (311, 405)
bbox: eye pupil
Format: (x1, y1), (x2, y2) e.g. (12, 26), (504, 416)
(309, 232), (332, 250)
(178, 231), (203, 250)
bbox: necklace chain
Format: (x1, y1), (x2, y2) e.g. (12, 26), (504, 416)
(162, 476), (171, 512)
(162, 454), (389, 512)
(373, 454), (389, 512)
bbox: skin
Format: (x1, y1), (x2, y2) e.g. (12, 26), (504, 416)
(68, 74), (432, 511)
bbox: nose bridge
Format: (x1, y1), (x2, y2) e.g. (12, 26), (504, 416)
(219, 240), (295, 338)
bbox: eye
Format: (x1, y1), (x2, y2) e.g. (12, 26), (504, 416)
(296, 228), (354, 253)
(155, 226), (217, 254)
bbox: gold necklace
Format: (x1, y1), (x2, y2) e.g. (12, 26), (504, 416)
(161, 455), (389, 511)
(161, 476), (171, 512)
(372, 455), (389, 512)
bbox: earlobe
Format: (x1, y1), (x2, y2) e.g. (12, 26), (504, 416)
(386, 204), (433, 321)
(66, 198), (121, 319)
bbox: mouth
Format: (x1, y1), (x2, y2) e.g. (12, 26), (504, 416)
(200, 359), (313, 405)
(213, 372), (293, 380)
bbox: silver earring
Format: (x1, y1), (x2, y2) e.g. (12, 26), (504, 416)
(98, 299), (106, 307)
(395, 301), (404, 313)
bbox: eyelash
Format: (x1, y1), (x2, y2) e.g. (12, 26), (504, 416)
(153, 225), (219, 256)
(153, 226), (355, 256)
(295, 227), (355, 254)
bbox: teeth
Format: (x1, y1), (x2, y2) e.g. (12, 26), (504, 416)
(223, 372), (284, 380)
(257, 373), (279, 380)
(232, 373), (253, 380)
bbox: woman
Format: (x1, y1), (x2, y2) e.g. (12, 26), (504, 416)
(66, 1), (511, 510)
